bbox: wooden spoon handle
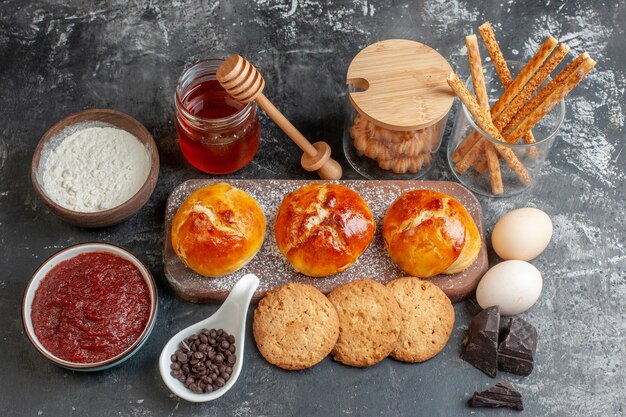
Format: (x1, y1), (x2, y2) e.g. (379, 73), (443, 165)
(255, 94), (318, 157)
(217, 55), (343, 180)
(256, 94), (342, 180)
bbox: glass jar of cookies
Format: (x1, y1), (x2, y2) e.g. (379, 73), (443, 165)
(342, 39), (454, 179)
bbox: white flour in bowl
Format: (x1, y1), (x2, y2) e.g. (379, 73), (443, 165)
(41, 125), (151, 212)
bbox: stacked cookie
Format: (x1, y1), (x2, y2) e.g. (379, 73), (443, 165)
(351, 113), (442, 174)
(253, 277), (455, 369)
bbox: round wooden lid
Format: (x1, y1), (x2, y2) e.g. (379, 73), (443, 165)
(347, 39), (454, 131)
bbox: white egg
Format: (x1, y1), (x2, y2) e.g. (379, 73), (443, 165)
(491, 208), (553, 261)
(476, 260), (543, 316)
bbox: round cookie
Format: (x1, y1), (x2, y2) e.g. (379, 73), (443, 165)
(386, 277), (455, 363)
(328, 280), (402, 367)
(253, 283), (339, 370)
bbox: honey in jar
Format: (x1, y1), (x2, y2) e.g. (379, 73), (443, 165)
(175, 58), (260, 174)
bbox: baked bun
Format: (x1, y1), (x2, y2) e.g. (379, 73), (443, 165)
(382, 190), (479, 277)
(443, 205), (481, 274)
(274, 183), (375, 277)
(171, 183), (266, 277)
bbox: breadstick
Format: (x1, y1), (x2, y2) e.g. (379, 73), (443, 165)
(491, 36), (558, 119)
(455, 140), (485, 173)
(479, 21), (512, 87)
(447, 72), (532, 186)
(484, 143), (503, 194)
(451, 132), (481, 162)
(465, 33), (503, 194)
(475, 156), (489, 174)
(499, 43), (570, 159)
(452, 22), (513, 163)
(496, 43), (570, 133)
(505, 56), (596, 143)
(476, 23), (537, 146)
(503, 52), (589, 134)
(466, 35), (490, 115)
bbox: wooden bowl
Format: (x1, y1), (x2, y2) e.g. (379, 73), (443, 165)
(31, 109), (160, 228)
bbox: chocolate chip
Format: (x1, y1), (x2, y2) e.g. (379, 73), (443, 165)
(169, 328), (237, 395)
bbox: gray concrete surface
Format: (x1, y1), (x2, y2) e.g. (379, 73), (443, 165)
(0, 1), (624, 416)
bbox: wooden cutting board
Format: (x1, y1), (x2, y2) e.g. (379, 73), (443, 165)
(163, 180), (487, 303)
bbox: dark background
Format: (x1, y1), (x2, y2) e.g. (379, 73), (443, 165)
(1, 1), (624, 416)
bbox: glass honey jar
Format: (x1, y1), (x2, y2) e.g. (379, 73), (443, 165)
(175, 58), (260, 174)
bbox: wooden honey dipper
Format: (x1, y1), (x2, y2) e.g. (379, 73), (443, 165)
(217, 55), (343, 180)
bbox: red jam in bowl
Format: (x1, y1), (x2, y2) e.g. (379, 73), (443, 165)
(31, 252), (151, 364)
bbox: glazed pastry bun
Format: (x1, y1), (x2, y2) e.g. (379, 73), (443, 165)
(171, 183), (266, 277)
(382, 189), (480, 277)
(274, 183), (375, 277)
(442, 204), (481, 275)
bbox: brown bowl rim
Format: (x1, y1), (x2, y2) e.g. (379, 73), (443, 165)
(21, 242), (159, 369)
(31, 108), (160, 220)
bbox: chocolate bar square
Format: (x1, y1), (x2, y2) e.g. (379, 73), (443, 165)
(461, 305), (500, 377)
(498, 317), (538, 376)
(469, 381), (524, 411)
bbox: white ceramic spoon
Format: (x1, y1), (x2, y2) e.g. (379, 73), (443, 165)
(159, 273), (259, 402)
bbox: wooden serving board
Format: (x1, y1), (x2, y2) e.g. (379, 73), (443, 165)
(164, 180), (487, 304)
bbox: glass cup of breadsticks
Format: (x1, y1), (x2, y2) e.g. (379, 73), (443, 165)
(448, 62), (565, 197)
(446, 22), (595, 197)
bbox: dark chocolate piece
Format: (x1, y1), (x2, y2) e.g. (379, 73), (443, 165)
(461, 305), (500, 377)
(469, 381), (524, 411)
(498, 317), (538, 376)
